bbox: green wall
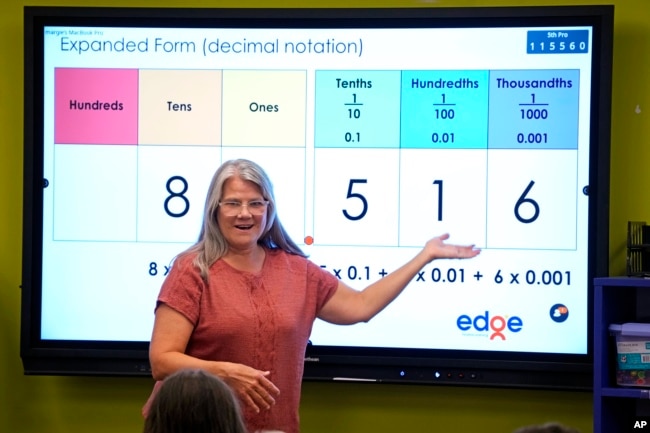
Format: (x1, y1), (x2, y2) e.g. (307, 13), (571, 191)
(2, 0), (648, 432)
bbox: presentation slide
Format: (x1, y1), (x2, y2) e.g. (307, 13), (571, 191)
(40, 24), (593, 355)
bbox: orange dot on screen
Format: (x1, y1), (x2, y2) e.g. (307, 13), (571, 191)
(304, 236), (314, 245)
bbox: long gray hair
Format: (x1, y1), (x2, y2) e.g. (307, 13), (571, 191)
(183, 159), (305, 281)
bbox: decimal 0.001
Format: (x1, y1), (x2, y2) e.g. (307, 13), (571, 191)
(494, 269), (571, 285)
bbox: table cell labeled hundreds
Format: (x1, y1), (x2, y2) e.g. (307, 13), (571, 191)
(55, 68), (138, 145)
(221, 70), (306, 147)
(401, 70), (489, 149)
(313, 148), (399, 247)
(137, 146), (221, 243)
(138, 69), (222, 146)
(399, 149), (487, 248)
(486, 149), (578, 250)
(53, 144), (137, 241)
(221, 147), (306, 246)
(488, 69), (580, 150)
(314, 70), (401, 149)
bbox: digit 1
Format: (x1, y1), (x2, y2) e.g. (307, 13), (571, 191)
(433, 179), (443, 221)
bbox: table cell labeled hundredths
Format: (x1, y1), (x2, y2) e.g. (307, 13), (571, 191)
(221, 70), (306, 147)
(137, 146), (221, 243)
(401, 70), (489, 149)
(398, 149), (487, 248)
(55, 68), (138, 145)
(314, 70), (401, 149)
(313, 148), (399, 247)
(488, 69), (580, 149)
(138, 69), (222, 146)
(53, 144), (137, 241)
(486, 149), (578, 250)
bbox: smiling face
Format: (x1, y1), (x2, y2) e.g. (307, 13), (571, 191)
(217, 175), (268, 253)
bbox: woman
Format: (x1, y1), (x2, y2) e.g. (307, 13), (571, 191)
(144, 159), (480, 433)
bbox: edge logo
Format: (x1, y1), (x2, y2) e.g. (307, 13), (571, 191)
(456, 311), (523, 340)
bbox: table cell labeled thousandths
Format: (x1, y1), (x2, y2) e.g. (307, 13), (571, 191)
(55, 68), (138, 145)
(486, 149), (578, 250)
(401, 70), (489, 149)
(314, 71), (400, 149)
(488, 69), (580, 150)
(138, 69), (222, 146)
(398, 149), (487, 249)
(221, 70), (306, 147)
(313, 148), (399, 247)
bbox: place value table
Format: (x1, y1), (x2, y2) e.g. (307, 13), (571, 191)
(51, 67), (580, 251)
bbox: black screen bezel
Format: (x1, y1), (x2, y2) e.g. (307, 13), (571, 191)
(21, 5), (613, 389)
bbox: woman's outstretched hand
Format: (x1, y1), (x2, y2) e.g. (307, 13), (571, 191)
(423, 233), (481, 261)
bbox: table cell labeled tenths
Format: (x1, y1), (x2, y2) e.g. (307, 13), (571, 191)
(314, 70), (401, 149)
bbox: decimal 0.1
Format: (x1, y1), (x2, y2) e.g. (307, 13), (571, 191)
(345, 265), (371, 281)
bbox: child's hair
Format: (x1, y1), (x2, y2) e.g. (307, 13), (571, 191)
(513, 422), (580, 433)
(143, 368), (247, 433)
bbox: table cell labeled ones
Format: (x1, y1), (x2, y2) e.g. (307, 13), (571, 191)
(221, 70), (306, 147)
(221, 147), (306, 246)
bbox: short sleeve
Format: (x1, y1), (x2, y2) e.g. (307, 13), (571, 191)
(156, 254), (205, 326)
(305, 258), (339, 312)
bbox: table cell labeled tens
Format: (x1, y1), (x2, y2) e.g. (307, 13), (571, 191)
(138, 69), (223, 146)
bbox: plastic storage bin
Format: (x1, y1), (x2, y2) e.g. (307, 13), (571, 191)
(609, 323), (650, 387)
